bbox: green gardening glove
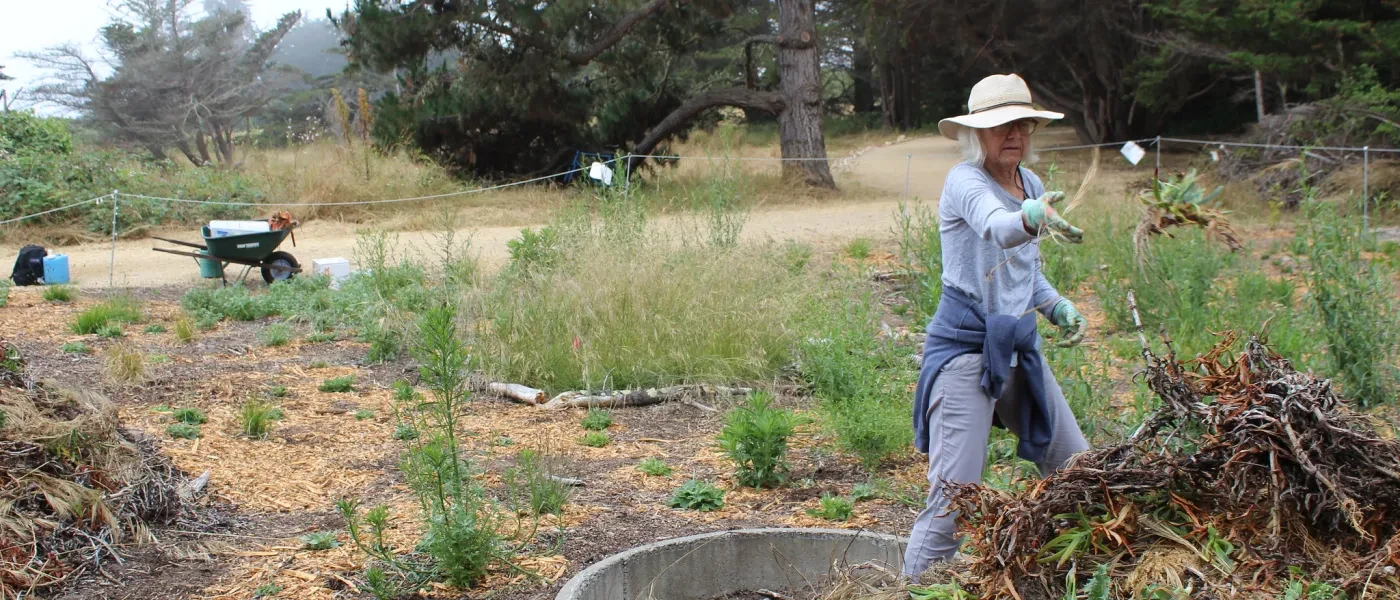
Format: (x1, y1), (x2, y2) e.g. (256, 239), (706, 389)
(1051, 299), (1088, 347)
(1021, 191), (1084, 243)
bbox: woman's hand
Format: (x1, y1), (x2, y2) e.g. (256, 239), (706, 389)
(1050, 299), (1087, 347)
(1021, 191), (1083, 243)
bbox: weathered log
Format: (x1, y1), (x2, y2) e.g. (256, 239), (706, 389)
(542, 385), (752, 410)
(477, 382), (547, 406)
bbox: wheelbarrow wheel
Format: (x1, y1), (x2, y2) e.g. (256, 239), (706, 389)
(261, 251), (299, 284)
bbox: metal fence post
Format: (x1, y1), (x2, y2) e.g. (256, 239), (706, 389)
(1363, 146), (1370, 232)
(109, 191), (120, 288)
(1155, 136), (1162, 174)
(904, 154), (912, 200)
(622, 154), (630, 197)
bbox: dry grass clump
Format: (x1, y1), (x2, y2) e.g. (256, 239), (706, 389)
(104, 342), (145, 384)
(0, 343), (184, 596)
(241, 142), (462, 221)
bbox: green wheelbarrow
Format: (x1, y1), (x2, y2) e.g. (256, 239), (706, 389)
(152, 225), (302, 285)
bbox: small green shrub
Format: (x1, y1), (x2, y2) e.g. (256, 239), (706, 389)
(715, 391), (797, 488)
(300, 531), (341, 550)
(637, 457), (672, 476)
(43, 285), (75, 303)
(166, 423), (202, 439)
(507, 226), (563, 274)
(393, 380), (417, 401)
(253, 584), (282, 598)
(0, 409), (8, 430)
(72, 299), (143, 334)
(96, 325), (124, 338)
(148, 353), (170, 364)
(144, 324), (167, 334)
(60, 342), (91, 354)
(259, 323), (293, 347)
(306, 332), (337, 344)
(175, 317), (196, 343)
(851, 483), (878, 503)
(502, 448), (573, 516)
(354, 409), (374, 420)
(309, 360), (330, 369)
(363, 324), (402, 363)
(240, 399), (277, 438)
(172, 407), (207, 425)
(579, 408), (613, 431)
(667, 480), (725, 512)
(393, 424), (419, 440)
(806, 494), (853, 521)
(319, 376), (354, 393)
(844, 237), (873, 259)
(579, 431), (611, 448)
(267, 385), (288, 398)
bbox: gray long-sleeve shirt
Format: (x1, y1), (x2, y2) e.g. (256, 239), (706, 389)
(938, 162), (1063, 319)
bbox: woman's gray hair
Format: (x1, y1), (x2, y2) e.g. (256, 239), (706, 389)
(957, 126), (1038, 167)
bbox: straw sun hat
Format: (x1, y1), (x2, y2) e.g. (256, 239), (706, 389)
(937, 74), (1064, 140)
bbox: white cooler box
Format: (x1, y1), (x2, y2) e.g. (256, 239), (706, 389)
(311, 258), (352, 288)
(208, 220), (272, 237)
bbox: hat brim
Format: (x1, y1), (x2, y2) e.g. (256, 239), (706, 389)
(937, 105), (1064, 140)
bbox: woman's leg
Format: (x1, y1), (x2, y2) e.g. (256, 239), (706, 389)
(903, 353), (997, 579)
(993, 359), (1090, 476)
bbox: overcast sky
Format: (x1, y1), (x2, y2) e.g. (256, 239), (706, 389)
(2, 0), (348, 113)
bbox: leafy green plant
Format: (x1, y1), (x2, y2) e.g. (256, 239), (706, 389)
(240, 399), (278, 438)
(667, 480), (725, 512)
(97, 325), (124, 339)
(60, 342), (91, 354)
(908, 583), (973, 600)
(267, 385), (288, 398)
(166, 423), (201, 439)
(172, 407), (207, 425)
(306, 332), (337, 344)
(392, 424), (419, 441)
(636, 457), (672, 476)
(579, 408), (613, 431)
(850, 483), (878, 503)
(507, 226), (563, 275)
(253, 583), (282, 598)
(354, 409), (374, 420)
(144, 324), (167, 334)
(393, 380), (417, 401)
(43, 285), (75, 303)
(579, 431), (611, 447)
(319, 376), (354, 393)
(300, 531), (341, 550)
(806, 494), (853, 521)
(715, 391), (797, 488)
(363, 323), (402, 362)
(259, 323), (293, 347)
(844, 237), (873, 259)
(502, 447), (573, 516)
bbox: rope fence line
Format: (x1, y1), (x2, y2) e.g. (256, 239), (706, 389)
(3, 136), (1393, 234)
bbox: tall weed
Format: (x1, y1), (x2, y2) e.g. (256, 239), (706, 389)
(715, 391), (798, 489)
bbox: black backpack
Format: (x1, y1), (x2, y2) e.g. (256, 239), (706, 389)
(11, 245), (47, 286)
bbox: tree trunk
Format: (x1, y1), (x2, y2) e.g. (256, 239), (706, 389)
(852, 39), (875, 114)
(1254, 69), (1266, 121)
(776, 0), (835, 188)
(631, 87), (786, 170)
(194, 130), (213, 166)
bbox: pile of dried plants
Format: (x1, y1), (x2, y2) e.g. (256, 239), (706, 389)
(941, 297), (1400, 599)
(0, 341), (186, 597)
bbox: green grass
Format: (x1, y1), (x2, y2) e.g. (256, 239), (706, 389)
(240, 399), (278, 438)
(306, 332), (337, 344)
(175, 317), (196, 343)
(309, 360), (330, 369)
(172, 407), (207, 425)
(354, 409), (374, 420)
(843, 237), (873, 259)
(637, 457), (672, 476)
(579, 408), (613, 431)
(43, 285), (76, 303)
(96, 325), (124, 338)
(318, 376), (354, 393)
(579, 431), (611, 448)
(259, 323), (293, 347)
(60, 342), (91, 354)
(254, 584), (282, 598)
(166, 423), (201, 439)
(71, 298), (143, 334)
(503, 448), (573, 516)
(144, 324), (167, 334)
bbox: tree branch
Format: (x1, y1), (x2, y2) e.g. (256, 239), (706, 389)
(468, 0), (680, 66)
(629, 87), (785, 170)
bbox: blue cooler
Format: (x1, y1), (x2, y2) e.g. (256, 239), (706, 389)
(42, 254), (70, 285)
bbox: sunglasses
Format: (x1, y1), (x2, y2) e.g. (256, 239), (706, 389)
(989, 119), (1038, 136)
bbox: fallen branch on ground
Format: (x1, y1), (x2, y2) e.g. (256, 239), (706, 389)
(473, 381), (548, 406)
(543, 385), (752, 410)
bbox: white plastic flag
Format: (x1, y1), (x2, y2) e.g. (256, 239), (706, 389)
(1120, 140), (1146, 166)
(588, 161), (614, 186)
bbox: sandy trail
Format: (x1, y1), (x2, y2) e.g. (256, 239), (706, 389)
(4, 136), (965, 289)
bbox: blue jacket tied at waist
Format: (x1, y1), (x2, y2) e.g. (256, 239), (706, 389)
(913, 285), (1054, 464)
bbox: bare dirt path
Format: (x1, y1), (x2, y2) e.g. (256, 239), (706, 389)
(4, 137), (965, 289)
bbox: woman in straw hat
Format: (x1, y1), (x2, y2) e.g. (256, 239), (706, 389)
(903, 73), (1090, 578)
